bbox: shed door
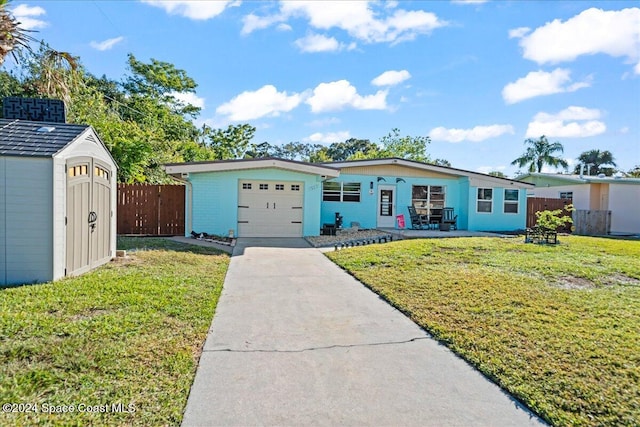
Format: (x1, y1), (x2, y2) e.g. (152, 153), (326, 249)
(66, 158), (112, 276)
(237, 180), (303, 237)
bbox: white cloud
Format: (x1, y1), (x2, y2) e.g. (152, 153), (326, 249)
(517, 7), (640, 74)
(306, 80), (388, 113)
(429, 124), (515, 143)
(142, 0), (238, 20)
(371, 70), (411, 86)
(11, 4), (48, 30)
(502, 68), (591, 104)
(216, 85), (305, 121)
(303, 131), (351, 143)
(170, 91), (205, 109)
(242, 12), (285, 35)
(294, 33), (354, 53)
(277, 23), (292, 31)
(508, 27), (530, 39)
(89, 36), (124, 51)
(526, 106), (606, 138)
(244, 1), (447, 45)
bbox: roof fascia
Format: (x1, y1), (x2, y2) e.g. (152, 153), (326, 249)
(164, 158), (340, 178)
(327, 158), (533, 187)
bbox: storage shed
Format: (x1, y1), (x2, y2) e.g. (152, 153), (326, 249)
(0, 119), (117, 286)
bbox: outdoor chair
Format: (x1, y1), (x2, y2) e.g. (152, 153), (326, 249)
(408, 206), (430, 229)
(441, 207), (457, 230)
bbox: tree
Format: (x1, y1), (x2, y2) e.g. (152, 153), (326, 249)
(378, 128), (431, 161)
(325, 138), (379, 161)
(431, 158), (451, 167)
(573, 149), (617, 176)
(0, 0), (35, 65)
(511, 135), (568, 173)
(201, 123), (256, 160)
(627, 165), (640, 178)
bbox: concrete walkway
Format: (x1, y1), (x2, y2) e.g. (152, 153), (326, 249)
(182, 238), (545, 426)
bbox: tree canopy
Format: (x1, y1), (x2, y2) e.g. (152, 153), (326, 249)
(511, 136), (568, 173)
(573, 149), (617, 176)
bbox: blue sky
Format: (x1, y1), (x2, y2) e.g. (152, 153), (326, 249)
(10, 0), (640, 176)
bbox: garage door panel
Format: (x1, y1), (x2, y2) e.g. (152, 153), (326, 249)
(238, 180), (304, 237)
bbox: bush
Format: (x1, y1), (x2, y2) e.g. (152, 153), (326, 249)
(535, 204), (574, 231)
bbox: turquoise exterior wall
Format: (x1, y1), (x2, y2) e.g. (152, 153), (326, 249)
(467, 186), (528, 231)
(320, 173), (466, 229)
(320, 173), (528, 231)
(188, 168), (324, 237)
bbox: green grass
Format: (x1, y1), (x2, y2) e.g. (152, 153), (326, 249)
(327, 235), (640, 426)
(0, 237), (229, 426)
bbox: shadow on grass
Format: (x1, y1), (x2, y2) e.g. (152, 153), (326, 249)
(117, 236), (227, 256)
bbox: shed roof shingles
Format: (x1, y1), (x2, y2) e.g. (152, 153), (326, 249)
(0, 119), (88, 157)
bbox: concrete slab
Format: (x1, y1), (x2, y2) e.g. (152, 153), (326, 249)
(182, 238), (546, 426)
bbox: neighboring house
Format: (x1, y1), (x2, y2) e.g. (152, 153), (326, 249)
(0, 119), (117, 286)
(517, 173), (640, 235)
(165, 157), (533, 238)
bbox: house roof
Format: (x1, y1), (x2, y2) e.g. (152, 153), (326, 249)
(164, 157), (341, 178)
(0, 119), (90, 157)
(516, 172), (640, 186)
(324, 157), (535, 188)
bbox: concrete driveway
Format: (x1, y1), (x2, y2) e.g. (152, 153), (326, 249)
(182, 238), (545, 426)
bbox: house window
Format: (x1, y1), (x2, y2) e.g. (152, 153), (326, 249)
(411, 185), (445, 216)
(291, 184), (300, 191)
(342, 182), (361, 202)
(322, 182), (361, 202)
(275, 184), (284, 190)
(504, 189), (519, 214)
(259, 184), (269, 190)
(477, 188), (493, 213)
(559, 191), (573, 200)
(242, 183), (252, 190)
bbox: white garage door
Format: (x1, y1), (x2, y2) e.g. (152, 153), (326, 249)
(238, 180), (304, 237)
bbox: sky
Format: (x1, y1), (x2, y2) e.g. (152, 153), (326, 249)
(9, 0), (640, 177)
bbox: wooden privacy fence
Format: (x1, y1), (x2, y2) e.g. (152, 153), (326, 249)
(573, 210), (611, 236)
(117, 184), (185, 235)
(526, 197), (573, 231)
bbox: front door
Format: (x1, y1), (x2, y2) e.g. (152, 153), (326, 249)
(377, 185), (396, 227)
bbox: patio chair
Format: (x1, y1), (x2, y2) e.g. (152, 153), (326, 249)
(441, 207), (457, 230)
(407, 206), (429, 229)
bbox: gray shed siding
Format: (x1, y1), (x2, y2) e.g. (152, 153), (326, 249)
(0, 156), (53, 285)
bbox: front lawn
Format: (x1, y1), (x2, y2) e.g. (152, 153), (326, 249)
(327, 235), (640, 426)
(0, 237), (229, 426)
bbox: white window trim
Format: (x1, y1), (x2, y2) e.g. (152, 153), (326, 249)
(503, 189), (519, 214)
(323, 181), (361, 202)
(476, 187), (493, 214)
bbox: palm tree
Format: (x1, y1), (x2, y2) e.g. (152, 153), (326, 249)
(511, 135), (568, 173)
(572, 149), (617, 176)
(0, 0), (34, 65)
